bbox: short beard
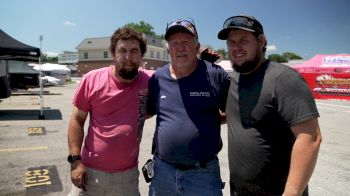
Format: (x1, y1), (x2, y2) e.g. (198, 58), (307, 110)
(231, 49), (261, 74)
(118, 66), (138, 80)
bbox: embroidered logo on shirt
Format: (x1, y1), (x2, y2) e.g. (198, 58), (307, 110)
(190, 92), (210, 97)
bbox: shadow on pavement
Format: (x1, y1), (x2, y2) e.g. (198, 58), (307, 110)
(0, 109), (62, 120)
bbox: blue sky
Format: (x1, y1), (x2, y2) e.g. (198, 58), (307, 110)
(1, 0), (349, 59)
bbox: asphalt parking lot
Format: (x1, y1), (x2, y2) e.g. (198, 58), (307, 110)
(0, 81), (349, 196)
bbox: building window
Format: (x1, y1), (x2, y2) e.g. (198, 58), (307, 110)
(84, 52), (88, 59)
(163, 51), (169, 60)
(150, 50), (154, 58)
(103, 51), (108, 58)
(157, 52), (160, 59)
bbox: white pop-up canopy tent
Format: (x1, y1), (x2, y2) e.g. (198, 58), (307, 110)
(29, 63), (71, 84)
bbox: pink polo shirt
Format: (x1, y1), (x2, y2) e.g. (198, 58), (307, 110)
(73, 65), (153, 172)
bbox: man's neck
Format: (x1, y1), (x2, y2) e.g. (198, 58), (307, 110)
(169, 61), (198, 79)
(241, 57), (266, 76)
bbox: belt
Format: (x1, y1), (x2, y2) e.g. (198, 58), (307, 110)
(156, 154), (217, 171)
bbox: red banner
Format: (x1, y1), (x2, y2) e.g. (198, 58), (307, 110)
(300, 73), (350, 101)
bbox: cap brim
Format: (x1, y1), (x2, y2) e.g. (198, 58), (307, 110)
(165, 25), (195, 40)
(217, 26), (255, 40)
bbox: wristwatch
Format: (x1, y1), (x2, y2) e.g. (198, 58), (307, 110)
(67, 154), (81, 164)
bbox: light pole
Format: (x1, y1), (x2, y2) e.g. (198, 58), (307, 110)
(38, 35), (44, 119)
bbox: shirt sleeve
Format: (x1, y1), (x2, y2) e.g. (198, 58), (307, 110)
(72, 75), (91, 112)
(219, 71), (230, 112)
(274, 68), (319, 126)
(147, 74), (157, 116)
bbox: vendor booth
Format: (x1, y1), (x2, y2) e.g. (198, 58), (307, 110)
(293, 54), (350, 101)
(0, 29), (40, 98)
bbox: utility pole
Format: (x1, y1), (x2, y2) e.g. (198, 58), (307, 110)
(38, 35), (45, 119)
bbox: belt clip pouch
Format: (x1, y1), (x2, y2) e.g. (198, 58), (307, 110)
(142, 159), (154, 183)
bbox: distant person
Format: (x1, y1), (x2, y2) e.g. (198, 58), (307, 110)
(147, 18), (230, 195)
(67, 27), (153, 196)
(217, 15), (322, 195)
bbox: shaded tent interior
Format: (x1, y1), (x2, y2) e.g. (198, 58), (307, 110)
(9, 61), (40, 89)
(0, 29), (40, 98)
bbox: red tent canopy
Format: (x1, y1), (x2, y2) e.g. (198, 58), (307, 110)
(292, 54), (350, 101)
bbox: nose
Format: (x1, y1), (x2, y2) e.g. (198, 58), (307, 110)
(124, 51), (132, 60)
(229, 43), (241, 51)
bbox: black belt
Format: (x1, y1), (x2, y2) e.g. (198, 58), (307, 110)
(156, 154), (217, 171)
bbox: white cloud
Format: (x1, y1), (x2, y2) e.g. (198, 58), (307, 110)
(266, 45), (277, 52)
(45, 52), (59, 57)
(64, 21), (76, 27)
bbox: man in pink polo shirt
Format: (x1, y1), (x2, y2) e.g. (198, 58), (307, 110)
(67, 27), (153, 196)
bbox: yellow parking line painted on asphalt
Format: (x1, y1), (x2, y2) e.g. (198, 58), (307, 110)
(0, 146), (48, 152)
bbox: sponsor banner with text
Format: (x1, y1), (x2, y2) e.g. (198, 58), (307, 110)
(300, 73), (350, 101)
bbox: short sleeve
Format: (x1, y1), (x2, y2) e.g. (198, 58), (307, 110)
(274, 69), (319, 126)
(72, 75), (91, 112)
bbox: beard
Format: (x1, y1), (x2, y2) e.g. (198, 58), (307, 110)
(118, 63), (139, 80)
(231, 49), (262, 74)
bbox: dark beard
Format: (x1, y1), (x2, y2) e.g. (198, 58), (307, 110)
(232, 59), (259, 74)
(118, 67), (138, 80)
(232, 51), (261, 74)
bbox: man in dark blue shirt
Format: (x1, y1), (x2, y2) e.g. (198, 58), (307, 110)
(147, 18), (230, 196)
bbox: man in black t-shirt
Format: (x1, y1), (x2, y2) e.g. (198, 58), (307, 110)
(217, 15), (322, 196)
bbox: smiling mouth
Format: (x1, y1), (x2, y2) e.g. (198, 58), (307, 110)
(177, 55), (187, 58)
(234, 52), (245, 58)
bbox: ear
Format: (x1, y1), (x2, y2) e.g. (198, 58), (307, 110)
(195, 42), (201, 53)
(258, 34), (266, 50)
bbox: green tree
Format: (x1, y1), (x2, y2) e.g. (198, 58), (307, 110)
(281, 52), (302, 61)
(42, 54), (58, 63)
(268, 52), (303, 63)
(267, 54), (287, 63)
(124, 21), (164, 39)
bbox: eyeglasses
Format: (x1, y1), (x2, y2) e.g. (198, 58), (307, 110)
(223, 16), (263, 35)
(165, 18), (198, 39)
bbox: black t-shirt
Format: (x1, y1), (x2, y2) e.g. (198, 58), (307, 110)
(226, 60), (319, 194)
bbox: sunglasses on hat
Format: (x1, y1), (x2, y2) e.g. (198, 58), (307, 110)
(165, 18), (198, 40)
(218, 15), (263, 40)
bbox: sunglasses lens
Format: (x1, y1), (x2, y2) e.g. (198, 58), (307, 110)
(165, 18), (198, 40)
(224, 16), (253, 29)
(167, 19), (194, 31)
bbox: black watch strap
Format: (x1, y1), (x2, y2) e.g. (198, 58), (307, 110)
(67, 154), (81, 164)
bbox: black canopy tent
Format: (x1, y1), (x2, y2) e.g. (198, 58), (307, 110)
(0, 29), (41, 98)
(0, 29), (40, 61)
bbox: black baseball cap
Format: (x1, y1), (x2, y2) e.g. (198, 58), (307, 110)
(165, 18), (198, 41)
(218, 15), (264, 40)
